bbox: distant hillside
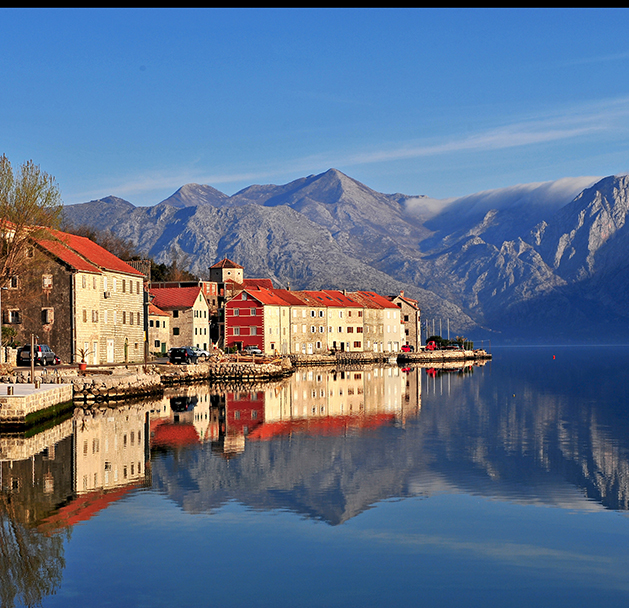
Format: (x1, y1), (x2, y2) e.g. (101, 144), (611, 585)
(62, 169), (629, 343)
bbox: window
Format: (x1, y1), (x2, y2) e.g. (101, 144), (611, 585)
(250, 308), (256, 316)
(83, 309), (88, 323)
(173, 327), (180, 335)
(6, 309), (21, 324)
(250, 326), (257, 335)
(149, 320), (154, 327)
(357, 327), (363, 333)
(233, 327), (240, 336)
(122, 279), (126, 293)
(347, 327), (354, 333)
(234, 308), (240, 316)
(92, 310), (98, 323)
(354, 341), (362, 348)
(122, 311), (126, 324)
(173, 310), (179, 318)
(9, 276), (18, 289)
(42, 308), (54, 324)
(82, 275), (87, 288)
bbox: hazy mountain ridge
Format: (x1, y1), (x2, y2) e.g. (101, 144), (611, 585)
(62, 169), (629, 342)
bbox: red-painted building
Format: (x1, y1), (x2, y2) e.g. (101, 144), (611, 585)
(224, 288), (291, 354)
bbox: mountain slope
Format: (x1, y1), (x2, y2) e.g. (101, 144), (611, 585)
(61, 169), (629, 342)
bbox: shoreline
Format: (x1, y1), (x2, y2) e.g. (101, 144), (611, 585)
(0, 348), (491, 424)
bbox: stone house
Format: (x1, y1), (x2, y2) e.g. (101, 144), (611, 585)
(2, 229), (146, 364)
(148, 302), (171, 355)
(149, 286), (210, 351)
(388, 291), (422, 351)
(349, 291), (403, 353)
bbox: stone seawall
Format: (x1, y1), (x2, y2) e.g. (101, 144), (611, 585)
(0, 383), (74, 425)
(0, 348), (491, 421)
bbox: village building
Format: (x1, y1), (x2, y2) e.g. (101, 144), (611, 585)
(147, 302), (171, 356)
(2, 229), (146, 364)
(223, 287), (291, 355)
(209, 258), (275, 348)
(318, 290), (365, 353)
(349, 291), (403, 353)
(149, 286), (210, 351)
(388, 291), (422, 351)
(288, 290), (331, 355)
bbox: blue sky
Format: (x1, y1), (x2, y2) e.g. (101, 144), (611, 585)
(2, 8), (629, 206)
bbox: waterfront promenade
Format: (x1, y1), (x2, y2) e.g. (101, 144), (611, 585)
(0, 348), (491, 424)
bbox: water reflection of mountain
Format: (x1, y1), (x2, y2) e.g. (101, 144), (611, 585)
(149, 351), (629, 521)
(420, 347), (629, 511)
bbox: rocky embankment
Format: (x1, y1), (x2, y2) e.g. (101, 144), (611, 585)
(0, 349), (490, 404)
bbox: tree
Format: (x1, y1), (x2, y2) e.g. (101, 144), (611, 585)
(0, 155), (62, 288)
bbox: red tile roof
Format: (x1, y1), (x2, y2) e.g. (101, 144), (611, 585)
(244, 278), (274, 289)
(148, 302), (169, 316)
(150, 286), (206, 310)
(234, 288), (291, 306)
(350, 290), (400, 309)
(211, 258), (243, 269)
(36, 236), (102, 274)
(320, 290), (364, 308)
(47, 229), (144, 276)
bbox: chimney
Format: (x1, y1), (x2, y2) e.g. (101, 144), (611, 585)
(400, 290), (404, 296)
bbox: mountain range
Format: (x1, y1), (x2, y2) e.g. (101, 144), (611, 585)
(61, 168), (629, 344)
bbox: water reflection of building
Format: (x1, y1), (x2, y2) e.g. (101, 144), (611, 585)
(73, 405), (150, 496)
(250, 365), (421, 440)
(0, 420), (74, 527)
(149, 386), (225, 452)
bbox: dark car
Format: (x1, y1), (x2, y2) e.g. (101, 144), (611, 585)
(17, 344), (57, 366)
(169, 347), (199, 365)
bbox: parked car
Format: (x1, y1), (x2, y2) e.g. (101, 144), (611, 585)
(191, 347), (210, 360)
(17, 344), (58, 366)
(169, 347), (199, 365)
(243, 345), (262, 355)
(401, 344), (412, 353)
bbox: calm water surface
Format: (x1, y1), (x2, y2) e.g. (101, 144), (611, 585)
(2, 346), (629, 607)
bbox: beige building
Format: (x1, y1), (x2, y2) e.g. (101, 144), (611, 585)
(149, 286), (211, 350)
(2, 229), (146, 364)
(74, 404), (150, 495)
(148, 302), (171, 356)
(388, 291), (422, 351)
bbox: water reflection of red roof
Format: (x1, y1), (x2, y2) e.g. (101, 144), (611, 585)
(247, 413), (396, 440)
(38, 483), (141, 534)
(151, 419), (201, 447)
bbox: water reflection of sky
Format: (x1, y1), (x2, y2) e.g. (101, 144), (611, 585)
(3, 348), (629, 607)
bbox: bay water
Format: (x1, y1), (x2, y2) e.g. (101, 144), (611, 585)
(2, 346), (629, 607)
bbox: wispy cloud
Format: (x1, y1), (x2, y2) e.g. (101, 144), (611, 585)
(338, 96), (629, 167)
(68, 96), (629, 205)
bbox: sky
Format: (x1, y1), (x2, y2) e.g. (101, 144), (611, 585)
(2, 7), (629, 207)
